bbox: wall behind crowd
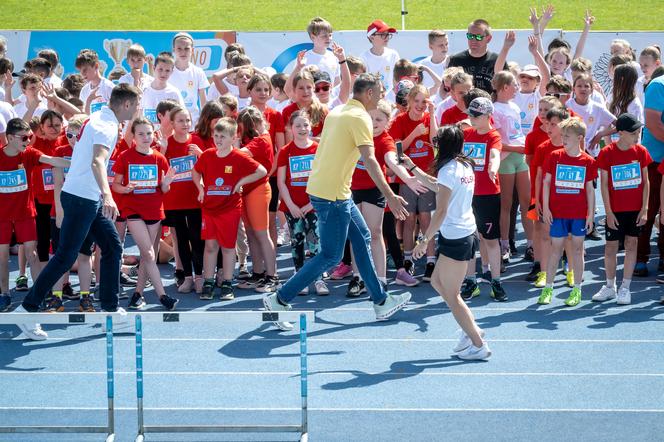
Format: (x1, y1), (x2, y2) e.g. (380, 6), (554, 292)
(2, 29), (662, 95)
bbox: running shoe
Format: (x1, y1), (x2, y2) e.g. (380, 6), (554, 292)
(346, 276), (366, 298)
(460, 279), (480, 301)
(490, 279), (508, 302)
(199, 280), (215, 300)
(14, 275), (28, 292)
(403, 259), (415, 276)
(298, 286), (309, 296)
(314, 280), (330, 296)
(45, 296), (64, 313)
(0, 294), (11, 312)
(395, 268), (419, 287)
(78, 295), (96, 312)
(62, 282), (79, 300)
(538, 287), (553, 305)
(591, 285), (616, 302)
(13, 305), (47, 341)
(330, 263), (353, 280)
(455, 343), (491, 360)
(120, 273), (138, 287)
(525, 263), (540, 282)
(255, 275), (280, 293)
(128, 292), (147, 310)
(237, 266), (251, 280)
(453, 328), (486, 353)
(262, 293), (294, 331)
(524, 246), (534, 262)
(423, 262), (435, 282)
(616, 287), (631, 305)
(374, 292), (411, 321)
(160, 294), (179, 311)
(534, 271), (547, 288)
(174, 269), (185, 287)
(565, 287), (582, 307)
(219, 281), (235, 301)
(237, 272), (265, 290)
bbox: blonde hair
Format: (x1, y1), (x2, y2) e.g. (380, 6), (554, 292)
(491, 70), (515, 102)
(548, 47), (572, 67)
(218, 94), (238, 113)
(570, 57), (592, 73)
(641, 45), (662, 62)
(67, 114), (88, 129)
(307, 17), (333, 36)
(539, 95), (562, 107)
(450, 71), (473, 89)
(214, 117), (237, 137)
(442, 67), (464, 83)
(559, 117), (587, 138)
(406, 84), (430, 106)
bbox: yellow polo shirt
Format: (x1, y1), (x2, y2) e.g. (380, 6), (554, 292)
(306, 99), (373, 201)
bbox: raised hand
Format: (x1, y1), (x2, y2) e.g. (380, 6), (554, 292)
(583, 9), (595, 29)
(331, 42), (346, 61)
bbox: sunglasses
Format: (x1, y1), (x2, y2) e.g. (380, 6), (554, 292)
(546, 92), (569, 99)
(315, 85), (330, 93)
(13, 134), (31, 143)
(443, 85), (451, 93)
(66, 132), (79, 139)
(466, 33), (486, 41)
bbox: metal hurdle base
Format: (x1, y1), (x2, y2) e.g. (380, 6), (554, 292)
(0, 313), (118, 441)
(132, 311), (312, 442)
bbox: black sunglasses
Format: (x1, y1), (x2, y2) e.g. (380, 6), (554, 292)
(466, 33), (485, 41)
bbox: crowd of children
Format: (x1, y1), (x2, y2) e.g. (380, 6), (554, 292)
(1, 6), (663, 327)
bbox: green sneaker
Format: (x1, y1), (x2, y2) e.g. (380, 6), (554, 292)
(565, 287), (582, 306)
(538, 287), (553, 305)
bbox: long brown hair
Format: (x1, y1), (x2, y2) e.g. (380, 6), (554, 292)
(292, 71), (326, 127)
(195, 101), (225, 139)
(610, 64), (638, 116)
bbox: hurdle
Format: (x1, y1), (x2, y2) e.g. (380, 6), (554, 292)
(0, 312), (118, 442)
(133, 310), (314, 442)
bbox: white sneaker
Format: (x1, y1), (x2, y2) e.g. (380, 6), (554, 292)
(453, 328), (486, 353)
(314, 280), (330, 296)
(591, 285), (616, 302)
(101, 307), (129, 332)
(455, 343), (492, 360)
(262, 294), (294, 331)
(616, 287), (631, 305)
(374, 292), (411, 321)
(13, 305), (48, 341)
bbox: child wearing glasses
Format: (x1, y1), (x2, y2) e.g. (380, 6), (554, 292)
(359, 19), (400, 92)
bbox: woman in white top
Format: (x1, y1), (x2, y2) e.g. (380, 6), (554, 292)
(405, 125), (491, 361)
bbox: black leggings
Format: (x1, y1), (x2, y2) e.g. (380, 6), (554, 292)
(35, 200), (52, 262)
(168, 209), (204, 277)
(382, 211), (404, 269)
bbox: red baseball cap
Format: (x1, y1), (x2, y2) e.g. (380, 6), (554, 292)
(367, 19), (397, 37)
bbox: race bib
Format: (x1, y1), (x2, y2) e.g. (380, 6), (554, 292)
(463, 142), (487, 171)
(409, 139), (429, 158)
(129, 164), (158, 194)
(144, 109), (159, 124)
(107, 160), (116, 185)
(0, 169), (28, 193)
(355, 160), (366, 171)
(170, 155), (195, 182)
(611, 163), (641, 190)
(555, 164), (586, 194)
(207, 177), (232, 196)
(289, 154), (314, 179)
(91, 102), (107, 113)
(41, 168), (54, 191)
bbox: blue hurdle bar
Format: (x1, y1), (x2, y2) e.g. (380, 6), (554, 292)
(0, 313), (117, 442)
(132, 310), (314, 442)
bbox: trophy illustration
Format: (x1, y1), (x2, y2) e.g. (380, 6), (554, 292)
(103, 38), (132, 81)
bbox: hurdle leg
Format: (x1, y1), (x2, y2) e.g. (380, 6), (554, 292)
(135, 315), (145, 442)
(105, 315), (116, 442)
(300, 313), (308, 442)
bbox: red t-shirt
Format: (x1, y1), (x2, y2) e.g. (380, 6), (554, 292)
(525, 125), (550, 195)
(190, 133), (216, 151)
(533, 139), (564, 203)
(597, 143), (652, 213)
(193, 148), (260, 215)
(108, 138), (131, 208)
(30, 136), (67, 205)
(49, 144), (74, 217)
(543, 149), (597, 219)
(263, 107), (285, 149)
(242, 133), (273, 194)
(532, 109), (578, 132)
(351, 131), (396, 191)
(281, 102), (326, 137)
(0, 146), (42, 221)
(112, 148), (170, 220)
(276, 140), (319, 211)
(440, 105), (467, 126)
(388, 111), (433, 183)
(163, 134), (201, 211)
(462, 127), (502, 195)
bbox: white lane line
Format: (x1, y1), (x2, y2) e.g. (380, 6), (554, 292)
(2, 337), (663, 343)
(1, 406), (663, 413)
(0, 371), (663, 377)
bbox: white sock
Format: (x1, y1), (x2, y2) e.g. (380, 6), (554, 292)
(606, 278), (615, 289)
(621, 279), (631, 290)
(427, 256), (436, 264)
(378, 276), (387, 284)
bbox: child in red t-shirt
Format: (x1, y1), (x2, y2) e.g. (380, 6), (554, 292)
(113, 118), (178, 311)
(440, 72), (473, 126)
(540, 117), (597, 307)
(192, 117), (266, 301)
(593, 114), (652, 305)
(0, 118), (70, 311)
(191, 101), (225, 151)
(388, 84), (438, 274)
(276, 110), (324, 293)
(282, 71), (327, 143)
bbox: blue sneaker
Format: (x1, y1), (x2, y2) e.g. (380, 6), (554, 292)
(633, 262), (648, 277)
(0, 294), (11, 312)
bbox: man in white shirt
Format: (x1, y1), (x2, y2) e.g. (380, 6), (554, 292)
(16, 84), (141, 340)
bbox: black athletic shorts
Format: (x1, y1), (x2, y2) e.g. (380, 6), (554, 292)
(127, 214), (161, 225)
(472, 194), (501, 240)
(437, 231), (479, 262)
(352, 187), (386, 208)
(605, 211), (642, 241)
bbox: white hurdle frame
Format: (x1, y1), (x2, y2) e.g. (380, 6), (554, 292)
(131, 310), (314, 442)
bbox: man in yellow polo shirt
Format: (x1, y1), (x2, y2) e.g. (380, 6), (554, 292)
(263, 73), (411, 330)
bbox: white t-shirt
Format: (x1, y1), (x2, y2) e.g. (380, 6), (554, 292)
(609, 98), (644, 143)
(302, 49), (340, 82)
(436, 160), (476, 239)
(360, 47), (400, 92)
(63, 106), (120, 201)
(566, 98), (616, 156)
(169, 64), (210, 124)
(206, 77), (238, 102)
(44, 74), (63, 89)
(141, 83), (186, 124)
(13, 100), (48, 120)
(493, 101), (526, 148)
(514, 90), (542, 136)
(237, 96), (251, 112)
(80, 78), (116, 113)
(419, 55), (448, 89)
(118, 72), (154, 91)
(434, 96), (456, 124)
(267, 98), (291, 113)
(0, 101), (18, 131)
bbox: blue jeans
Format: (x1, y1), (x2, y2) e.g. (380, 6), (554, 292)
(22, 192), (122, 312)
(277, 196), (387, 305)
